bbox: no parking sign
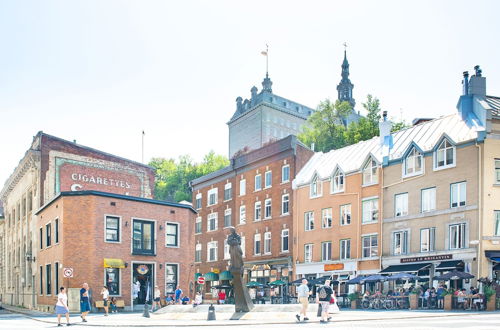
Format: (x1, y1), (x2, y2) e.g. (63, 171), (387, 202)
(63, 268), (74, 278)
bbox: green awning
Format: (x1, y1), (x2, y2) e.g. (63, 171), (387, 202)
(269, 280), (287, 286)
(194, 272), (202, 281)
(246, 281), (263, 287)
(204, 272), (219, 281)
(219, 271), (233, 281)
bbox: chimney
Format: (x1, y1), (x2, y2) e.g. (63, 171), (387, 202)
(379, 111), (393, 161)
(468, 65), (486, 97)
(462, 71), (469, 95)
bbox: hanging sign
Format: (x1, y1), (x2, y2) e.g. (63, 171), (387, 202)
(136, 264), (149, 275)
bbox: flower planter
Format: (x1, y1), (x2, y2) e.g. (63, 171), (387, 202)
(487, 295), (496, 311)
(409, 294), (418, 310)
(350, 300), (359, 309)
(444, 295), (452, 311)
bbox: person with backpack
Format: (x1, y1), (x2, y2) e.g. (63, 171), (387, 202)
(316, 279), (333, 323)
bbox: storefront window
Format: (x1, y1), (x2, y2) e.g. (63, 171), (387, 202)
(165, 264), (178, 294)
(106, 268), (120, 295)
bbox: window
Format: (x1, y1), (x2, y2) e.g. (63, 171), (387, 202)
(321, 241), (332, 261)
(240, 179), (246, 196)
(362, 198), (379, 223)
(404, 148), (423, 176)
(224, 238), (230, 259)
(105, 268), (120, 295)
(281, 229), (289, 252)
(332, 168), (344, 193)
(195, 217), (202, 234)
(310, 175), (322, 197)
(255, 174), (262, 191)
(304, 211), (314, 231)
(449, 223), (466, 249)
(282, 165), (290, 183)
(254, 201), (262, 221)
(224, 209), (232, 227)
(421, 188), (436, 213)
(281, 194), (289, 215)
(239, 205), (246, 224)
(46, 264), (51, 295)
(241, 236), (246, 257)
(393, 231), (408, 255)
(395, 193), (408, 217)
(340, 239), (351, 260)
(322, 208), (332, 228)
(54, 219), (59, 244)
(264, 232), (271, 254)
(362, 235), (378, 258)
(55, 262), (59, 296)
(195, 193), (202, 210)
(39, 228), (43, 249)
(132, 219), (155, 255)
(39, 266), (43, 295)
(224, 183), (232, 201)
(207, 241), (218, 261)
(105, 216), (120, 242)
(207, 213), (218, 231)
(254, 233), (261, 255)
(46, 223), (51, 247)
(195, 243), (202, 262)
(265, 171), (272, 188)
(264, 199), (272, 219)
(304, 244), (313, 263)
(165, 223), (179, 247)
(420, 227), (435, 252)
(495, 211), (500, 236)
(207, 188), (218, 206)
(435, 139), (456, 169)
(495, 160), (500, 184)
(362, 158), (378, 185)
(450, 182), (466, 208)
(165, 264), (178, 294)
(340, 204), (351, 225)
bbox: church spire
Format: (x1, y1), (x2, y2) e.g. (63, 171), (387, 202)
(337, 43), (355, 108)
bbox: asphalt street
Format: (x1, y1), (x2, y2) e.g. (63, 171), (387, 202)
(0, 310), (499, 330)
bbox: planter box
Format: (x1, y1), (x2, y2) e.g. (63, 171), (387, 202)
(487, 295), (496, 311)
(350, 300), (359, 309)
(409, 294), (418, 310)
(444, 295), (452, 311)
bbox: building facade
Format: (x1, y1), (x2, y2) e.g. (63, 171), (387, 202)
(35, 191), (194, 312)
(190, 136), (313, 299)
(0, 132), (156, 309)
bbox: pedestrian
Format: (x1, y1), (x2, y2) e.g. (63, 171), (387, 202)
(152, 285), (161, 311)
(55, 286), (71, 327)
(192, 292), (202, 308)
(316, 279), (333, 324)
(165, 294), (174, 305)
(80, 283), (91, 323)
(218, 290), (226, 305)
(100, 286), (110, 316)
(295, 279), (311, 322)
(174, 286), (183, 304)
(109, 297), (118, 313)
(181, 295), (190, 305)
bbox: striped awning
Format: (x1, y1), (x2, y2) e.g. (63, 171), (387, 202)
(103, 258), (126, 268)
(204, 272), (219, 281)
(219, 270), (233, 281)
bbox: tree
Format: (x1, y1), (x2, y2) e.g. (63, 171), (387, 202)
(149, 151), (229, 202)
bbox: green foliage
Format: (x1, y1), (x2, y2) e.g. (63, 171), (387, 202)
(484, 285), (496, 301)
(149, 151), (229, 202)
(348, 292), (361, 301)
(299, 94), (408, 152)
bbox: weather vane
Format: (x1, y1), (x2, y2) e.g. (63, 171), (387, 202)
(261, 44), (269, 76)
(343, 42), (347, 50)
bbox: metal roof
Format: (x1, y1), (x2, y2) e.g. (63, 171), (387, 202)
(485, 95), (500, 117)
(294, 113), (481, 187)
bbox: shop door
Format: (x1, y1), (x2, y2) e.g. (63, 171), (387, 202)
(132, 263), (154, 305)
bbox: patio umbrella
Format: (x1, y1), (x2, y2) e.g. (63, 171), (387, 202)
(310, 276), (339, 286)
(347, 275), (366, 285)
(213, 284), (232, 289)
(360, 274), (387, 283)
(386, 272), (421, 281)
(268, 280), (287, 286)
(246, 281), (263, 288)
(434, 270), (474, 281)
(290, 278), (307, 285)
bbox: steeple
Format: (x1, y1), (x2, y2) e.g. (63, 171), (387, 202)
(337, 45), (355, 108)
(262, 73), (273, 93)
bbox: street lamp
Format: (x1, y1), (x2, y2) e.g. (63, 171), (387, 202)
(25, 252), (35, 262)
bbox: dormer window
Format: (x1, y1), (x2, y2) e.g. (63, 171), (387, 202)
(362, 158), (378, 185)
(310, 175), (322, 198)
(404, 148), (423, 177)
(331, 168), (345, 193)
(434, 139), (455, 170)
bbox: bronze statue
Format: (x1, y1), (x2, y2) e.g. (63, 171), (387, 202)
(227, 227), (253, 312)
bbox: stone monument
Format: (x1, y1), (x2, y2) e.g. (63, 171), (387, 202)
(227, 227), (254, 312)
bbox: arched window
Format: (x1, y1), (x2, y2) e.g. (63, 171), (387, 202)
(332, 168), (345, 193)
(362, 157), (378, 185)
(435, 139), (455, 169)
(404, 147), (423, 177)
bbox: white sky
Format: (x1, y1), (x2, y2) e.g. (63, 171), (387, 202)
(1, 0), (499, 186)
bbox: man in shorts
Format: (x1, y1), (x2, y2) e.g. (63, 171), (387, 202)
(296, 279), (311, 322)
(80, 283), (91, 322)
(316, 279), (333, 323)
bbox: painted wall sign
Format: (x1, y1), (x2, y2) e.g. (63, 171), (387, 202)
(324, 263), (344, 271)
(400, 254), (452, 263)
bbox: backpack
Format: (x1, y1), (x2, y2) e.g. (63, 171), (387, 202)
(318, 287), (327, 299)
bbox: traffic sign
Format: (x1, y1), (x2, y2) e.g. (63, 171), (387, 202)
(197, 276), (205, 284)
(63, 268), (74, 278)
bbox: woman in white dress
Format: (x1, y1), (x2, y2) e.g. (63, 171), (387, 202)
(55, 287), (70, 326)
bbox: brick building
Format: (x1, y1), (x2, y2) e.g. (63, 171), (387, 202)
(35, 190), (194, 311)
(190, 136), (312, 299)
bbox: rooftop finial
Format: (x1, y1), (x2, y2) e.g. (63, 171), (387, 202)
(261, 44), (269, 78)
(261, 44), (273, 93)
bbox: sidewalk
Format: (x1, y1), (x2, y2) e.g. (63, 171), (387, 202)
(1, 304), (495, 327)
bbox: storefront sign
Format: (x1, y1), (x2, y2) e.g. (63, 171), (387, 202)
(136, 264), (149, 275)
(324, 263), (344, 271)
(400, 254), (452, 263)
